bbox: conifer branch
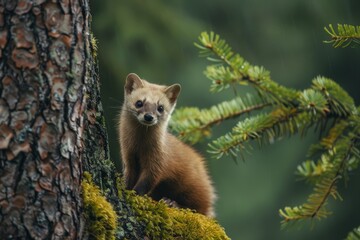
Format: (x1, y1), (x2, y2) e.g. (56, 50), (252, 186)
(279, 176), (340, 225)
(172, 31), (360, 229)
(308, 120), (348, 155)
(208, 107), (321, 159)
(312, 77), (356, 116)
(324, 24), (360, 48)
(296, 120), (349, 183)
(208, 84), (342, 159)
(170, 94), (271, 144)
(280, 132), (358, 227)
(196, 32), (299, 104)
(345, 226), (360, 240)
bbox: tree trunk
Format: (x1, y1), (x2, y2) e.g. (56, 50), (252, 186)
(0, 0), (102, 238)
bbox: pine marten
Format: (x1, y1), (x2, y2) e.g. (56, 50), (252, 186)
(118, 73), (216, 217)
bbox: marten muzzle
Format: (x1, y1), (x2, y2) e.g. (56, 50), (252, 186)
(144, 113), (154, 123)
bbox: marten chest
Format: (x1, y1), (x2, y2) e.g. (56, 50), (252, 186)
(132, 150), (162, 172)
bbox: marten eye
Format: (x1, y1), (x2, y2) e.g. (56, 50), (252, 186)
(135, 100), (143, 108)
(157, 105), (164, 113)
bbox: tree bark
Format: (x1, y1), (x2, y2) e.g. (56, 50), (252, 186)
(0, 0), (98, 238)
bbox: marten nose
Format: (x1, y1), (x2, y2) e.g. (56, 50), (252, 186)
(144, 114), (154, 122)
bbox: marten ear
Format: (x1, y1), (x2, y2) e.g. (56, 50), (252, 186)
(125, 73), (144, 94)
(164, 84), (181, 104)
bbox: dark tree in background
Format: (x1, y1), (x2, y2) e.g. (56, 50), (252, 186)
(0, 0), (114, 238)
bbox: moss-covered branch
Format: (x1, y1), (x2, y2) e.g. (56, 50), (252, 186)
(116, 177), (230, 239)
(81, 170), (230, 239)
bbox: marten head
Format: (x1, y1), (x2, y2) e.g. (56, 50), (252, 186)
(124, 73), (181, 127)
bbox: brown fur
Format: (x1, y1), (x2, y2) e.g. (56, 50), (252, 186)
(118, 73), (216, 217)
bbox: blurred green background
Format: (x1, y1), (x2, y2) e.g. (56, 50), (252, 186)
(90, 1), (360, 239)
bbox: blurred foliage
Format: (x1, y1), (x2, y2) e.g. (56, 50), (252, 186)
(346, 226), (360, 240)
(91, 0), (360, 239)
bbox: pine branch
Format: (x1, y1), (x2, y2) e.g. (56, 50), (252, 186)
(208, 113), (276, 159)
(296, 159), (328, 183)
(298, 89), (329, 115)
(312, 76), (356, 116)
(280, 131), (359, 227)
(174, 31), (360, 229)
(296, 120), (349, 183)
(196, 32), (298, 103)
(345, 226), (360, 240)
(170, 94), (270, 144)
(279, 176), (340, 226)
(207, 84), (340, 159)
(324, 24), (360, 48)
(307, 120), (348, 156)
(208, 107), (321, 159)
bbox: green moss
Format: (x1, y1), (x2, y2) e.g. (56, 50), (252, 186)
(117, 178), (230, 239)
(82, 172), (117, 240)
(90, 33), (98, 59)
(81, 172), (229, 239)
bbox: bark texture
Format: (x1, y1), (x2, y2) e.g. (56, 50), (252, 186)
(0, 0), (94, 238)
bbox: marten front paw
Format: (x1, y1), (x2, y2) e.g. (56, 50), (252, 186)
(161, 197), (180, 208)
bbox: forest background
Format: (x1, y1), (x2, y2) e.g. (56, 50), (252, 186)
(90, 1), (360, 239)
